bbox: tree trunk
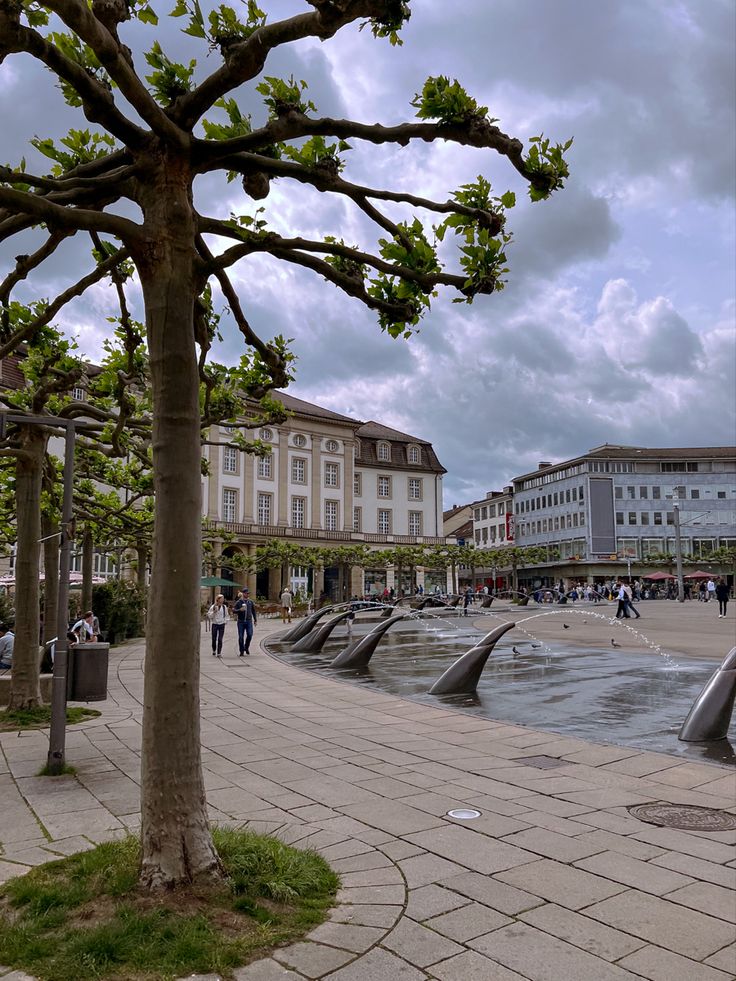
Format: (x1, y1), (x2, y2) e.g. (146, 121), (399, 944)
(9, 429), (45, 709)
(81, 526), (93, 613)
(42, 513), (59, 645)
(136, 162), (220, 889)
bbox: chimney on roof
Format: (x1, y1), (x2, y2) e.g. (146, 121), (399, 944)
(538, 461), (552, 469)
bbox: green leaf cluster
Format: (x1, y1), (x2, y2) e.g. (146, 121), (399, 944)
(20, 2), (49, 28)
(368, 219), (440, 337)
(255, 76), (315, 118)
(49, 33), (110, 108)
(144, 41), (196, 104)
(524, 134), (573, 201)
(202, 97), (252, 142)
(31, 130), (116, 177)
(411, 76), (491, 125)
(365, 0), (411, 46)
(323, 237), (366, 283)
(171, 0), (265, 48)
(282, 136), (351, 175)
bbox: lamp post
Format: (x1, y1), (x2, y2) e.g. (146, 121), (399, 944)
(673, 486), (685, 603)
(0, 411), (76, 773)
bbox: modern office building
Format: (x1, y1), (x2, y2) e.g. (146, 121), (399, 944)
(507, 445), (736, 584)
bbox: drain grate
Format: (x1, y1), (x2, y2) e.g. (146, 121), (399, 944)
(517, 755), (567, 770)
(628, 802), (736, 832)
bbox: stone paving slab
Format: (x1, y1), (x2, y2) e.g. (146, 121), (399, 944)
(0, 619), (734, 981)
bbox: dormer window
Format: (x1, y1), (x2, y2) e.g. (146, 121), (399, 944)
(354, 439), (361, 458)
(72, 386), (86, 401)
(408, 444), (420, 464)
(377, 441), (391, 462)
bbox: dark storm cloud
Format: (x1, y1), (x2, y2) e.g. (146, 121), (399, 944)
(1, 1), (733, 507)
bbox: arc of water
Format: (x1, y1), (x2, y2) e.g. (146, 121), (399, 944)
(679, 647), (736, 743)
(428, 622), (516, 695)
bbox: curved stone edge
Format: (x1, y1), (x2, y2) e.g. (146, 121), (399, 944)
(231, 821), (407, 980)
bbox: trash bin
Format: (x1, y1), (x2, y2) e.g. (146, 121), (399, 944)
(69, 642), (109, 701)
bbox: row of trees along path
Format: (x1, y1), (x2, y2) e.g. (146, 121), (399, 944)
(0, 1), (570, 891)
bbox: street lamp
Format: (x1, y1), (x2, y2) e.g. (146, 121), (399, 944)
(672, 486), (685, 603)
(0, 411), (77, 773)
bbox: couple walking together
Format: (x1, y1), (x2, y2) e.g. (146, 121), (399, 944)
(207, 589), (257, 658)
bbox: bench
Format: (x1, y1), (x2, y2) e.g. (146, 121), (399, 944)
(0, 673), (53, 707)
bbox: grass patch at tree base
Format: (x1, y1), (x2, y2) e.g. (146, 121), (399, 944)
(0, 706), (101, 732)
(0, 827), (340, 981)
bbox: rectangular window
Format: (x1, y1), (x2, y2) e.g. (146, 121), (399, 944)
(616, 512), (624, 525)
(666, 511), (675, 525)
(378, 475), (391, 498)
(627, 486), (635, 499)
(489, 504), (496, 518)
(325, 462), (339, 488)
(475, 529), (481, 544)
(642, 538), (665, 558)
(615, 486), (623, 500)
(222, 488), (237, 522)
(325, 499), (338, 531)
(481, 506), (488, 519)
(475, 509), (481, 521)
(223, 446), (238, 474)
(354, 472), (362, 496)
(553, 493), (559, 505)
(653, 511), (663, 525)
(291, 497), (305, 529)
(579, 512), (585, 526)
(257, 455), (272, 478)
(691, 489), (700, 499)
(639, 486), (648, 499)
(409, 511), (423, 536)
(257, 492), (272, 525)
(353, 506), (362, 532)
(291, 457), (306, 483)
(628, 512), (637, 525)
(565, 489), (571, 503)
(652, 486), (661, 499)
(408, 478), (422, 500)
(378, 509), (392, 534)
(72, 386), (86, 401)
(640, 512), (649, 524)
(573, 513), (579, 527)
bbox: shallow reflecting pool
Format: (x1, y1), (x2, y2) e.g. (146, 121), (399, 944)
(268, 616), (736, 768)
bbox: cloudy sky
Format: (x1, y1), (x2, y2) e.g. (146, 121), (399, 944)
(2, 1), (735, 506)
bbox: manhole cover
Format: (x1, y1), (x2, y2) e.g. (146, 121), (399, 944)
(628, 803), (736, 832)
(517, 755), (567, 770)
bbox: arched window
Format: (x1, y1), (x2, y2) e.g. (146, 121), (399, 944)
(408, 444), (420, 464)
(377, 441), (391, 462)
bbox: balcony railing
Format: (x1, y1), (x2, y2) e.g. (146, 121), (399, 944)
(203, 520), (448, 546)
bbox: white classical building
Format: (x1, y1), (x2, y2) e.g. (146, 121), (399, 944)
(202, 392), (450, 600)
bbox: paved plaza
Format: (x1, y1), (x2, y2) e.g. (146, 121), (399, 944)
(1, 603), (735, 980)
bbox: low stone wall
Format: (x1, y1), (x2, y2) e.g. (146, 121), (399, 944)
(0, 673), (53, 707)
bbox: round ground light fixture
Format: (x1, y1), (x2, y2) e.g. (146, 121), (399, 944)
(446, 808), (482, 820)
(628, 802), (736, 832)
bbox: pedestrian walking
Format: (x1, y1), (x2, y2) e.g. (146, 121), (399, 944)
(623, 582), (640, 619)
(715, 579), (730, 618)
(233, 588), (257, 655)
(706, 578), (717, 604)
(280, 586), (293, 624)
(463, 586), (473, 616)
(207, 594), (229, 657)
(615, 582), (630, 619)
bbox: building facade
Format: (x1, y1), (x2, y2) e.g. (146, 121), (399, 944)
(202, 392), (450, 599)
(509, 445), (735, 585)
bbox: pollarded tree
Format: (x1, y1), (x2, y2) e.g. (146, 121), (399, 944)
(0, 1), (569, 888)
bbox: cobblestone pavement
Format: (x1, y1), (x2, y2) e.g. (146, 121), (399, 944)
(1, 613), (734, 981)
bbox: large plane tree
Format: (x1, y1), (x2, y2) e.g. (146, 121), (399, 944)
(0, 0), (569, 889)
